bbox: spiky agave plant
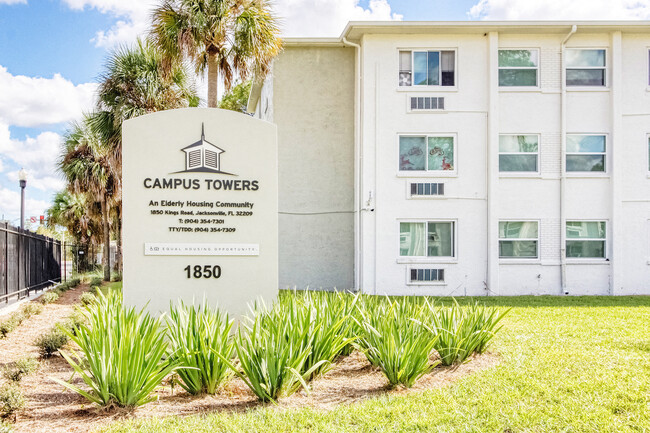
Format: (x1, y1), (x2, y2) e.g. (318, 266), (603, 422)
(54, 291), (177, 407)
(356, 298), (439, 388)
(166, 301), (235, 395)
(217, 302), (325, 403)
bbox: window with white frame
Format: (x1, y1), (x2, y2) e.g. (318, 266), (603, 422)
(566, 49), (606, 86)
(566, 135), (606, 172)
(499, 135), (539, 172)
(399, 50), (455, 87)
(399, 136), (455, 172)
(566, 221), (606, 258)
(400, 221), (455, 257)
(498, 49), (539, 87)
(499, 221), (539, 258)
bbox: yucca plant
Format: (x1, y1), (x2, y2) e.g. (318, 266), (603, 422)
(53, 290), (177, 407)
(428, 300), (509, 365)
(166, 301), (234, 395)
(218, 303), (325, 403)
(356, 298), (439, 388)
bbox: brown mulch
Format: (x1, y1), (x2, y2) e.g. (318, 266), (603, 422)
(1, 290), (501, 433)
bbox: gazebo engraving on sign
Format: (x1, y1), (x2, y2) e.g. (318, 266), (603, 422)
(180, 123), (229, 173)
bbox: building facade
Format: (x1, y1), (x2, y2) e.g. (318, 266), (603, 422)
(248, 21), (650, 296)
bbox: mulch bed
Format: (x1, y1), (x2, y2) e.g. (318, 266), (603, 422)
(1, 287), (500, 433)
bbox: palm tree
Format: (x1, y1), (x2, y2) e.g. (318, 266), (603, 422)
(59, 115), (118, 281)
(93, 38), (199, 272)
(150, 0), (282, 107)
(47, 190), (101, 246)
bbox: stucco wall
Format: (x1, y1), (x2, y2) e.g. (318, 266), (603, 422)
(272, 46), (355, 289)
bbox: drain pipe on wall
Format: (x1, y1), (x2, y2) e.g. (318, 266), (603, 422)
(560, 25), (577, 295)
(342, 36), (362, 292)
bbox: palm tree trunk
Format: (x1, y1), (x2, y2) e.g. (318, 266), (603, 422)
(207, 53), (219, 108)
(101, 196), (111, 281)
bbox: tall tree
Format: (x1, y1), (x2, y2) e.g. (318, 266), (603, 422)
(47, 190), (100, 246)
(94, 38), (199, 272)
(218, 80), (252, 112)
(150, 0), (282, 107)
(59, 115), (118, 281)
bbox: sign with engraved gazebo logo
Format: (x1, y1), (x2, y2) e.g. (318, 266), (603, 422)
(122, 108), (278, 316)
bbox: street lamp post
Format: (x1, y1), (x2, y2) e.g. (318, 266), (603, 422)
(18, 168), (27, 230)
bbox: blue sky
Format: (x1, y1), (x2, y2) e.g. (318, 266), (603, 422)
(0, 0), (648, 225)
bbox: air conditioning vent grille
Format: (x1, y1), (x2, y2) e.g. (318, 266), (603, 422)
(410, 96), (445, 110)
(410, 182), (445, 196)
(410, 268), (445, 282)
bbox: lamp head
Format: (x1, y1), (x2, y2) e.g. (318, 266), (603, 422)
(18, 168), (27, 188)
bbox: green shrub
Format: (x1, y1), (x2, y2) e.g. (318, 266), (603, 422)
(3, 357), (39, 382)
(21, 302), (43, 317)
(89, 277), (103, 287)
(111, 272), (122, 282)
(219, 303), (324, 402)
(0, 318), (19, 339)
(51, 288), (63, 297)
(428, 301), (510, 366)
(40, 292), (59, 305)
(34, 327), (68, 357)
(80, 293), (96, 306)
(356, 298), (439, 388)
(275, 290), (355, 379)
(56, 282), (69, 292)
(88, 285), (99, 295)
(62, 310), (87, 336)
(166, 302), (234, 395)
(0, 420), (14, 433)
(54, 290), (177, 407)
(66, 278), (81, 288)
(0, 385), (24, 418)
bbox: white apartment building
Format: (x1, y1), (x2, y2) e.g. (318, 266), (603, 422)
(248, 21), (650, 296)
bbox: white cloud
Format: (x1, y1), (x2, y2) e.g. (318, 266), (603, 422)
(0, 186), (51, 223)
(0, 66), (96, 128)
(275, 0), (402, 36)
(61, 0), (155, 48)
(469, 0), (650, 20)
(0, 124), (65, 193)
(0, 0), (26, 4)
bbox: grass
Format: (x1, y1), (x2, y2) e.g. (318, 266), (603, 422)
(97, 295), (650, 432)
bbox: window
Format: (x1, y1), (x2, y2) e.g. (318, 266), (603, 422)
(399, 136), (455, 172)
(566, 221), (606, 258)
(399, 50), (455, 87)
(498, 49), (539, 87)
(499, 221), (538, 258)
(566, 135), (606, 172)
(400, 222), (455, 257)
(499, 135), (539, 172)
(647, 136), (650, 171)
(566, 49), (606, 86)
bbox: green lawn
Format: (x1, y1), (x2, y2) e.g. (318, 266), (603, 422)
(98, 296), (650, 433)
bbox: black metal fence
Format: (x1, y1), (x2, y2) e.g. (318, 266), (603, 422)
(0, 223), (62, 304)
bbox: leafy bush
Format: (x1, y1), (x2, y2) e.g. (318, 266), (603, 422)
(34, 327), (69, 357)
(0, 318), (20, 339)
(54, 290), (177, 407)
(356, 298), (439, 388)
(0, 385), (24, 418)
(66, 278), (81, 288)
(62, 310), (87, 336)
(0, 420), (14, 433)
(89, 277), (103, 287)
(21, 302), (43, 317)
(40, 292), (59, 305)
(88, 285), (99, 295)
(80, 293), (96, 306)
(428, 301), (509, 365)
(111, 272), (122, 282)
(3, 357), (39, 382)
(275, 291), (355, 378)
(166, 302), (234, 395)
(219, 303), (324, 403)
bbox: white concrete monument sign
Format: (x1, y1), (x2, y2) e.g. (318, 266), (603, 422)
(122, 108), (278, 315)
